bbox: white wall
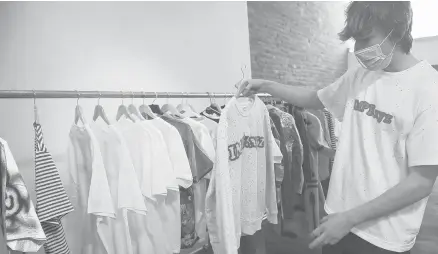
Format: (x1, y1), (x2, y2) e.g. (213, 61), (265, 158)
(0, 2), (251, 253)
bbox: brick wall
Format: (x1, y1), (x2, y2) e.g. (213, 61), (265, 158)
(248, 1), (349, 89)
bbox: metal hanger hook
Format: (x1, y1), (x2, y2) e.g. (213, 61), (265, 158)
(166, 92), (170, 103)
(152, 92), (158, 104)
(181, 92), (184, 104)
(142, 91), (145, 104)
(121, 91), (124, 105)
(131, 91), (135, 104)
(207, 92), (212, 104)
(98, 91), (101, 105)
(76, 90), (80, 105)
(241, 64), (246, 80)
(33, 90), (37, 107)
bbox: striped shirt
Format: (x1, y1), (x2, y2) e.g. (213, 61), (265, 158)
(322, 109), (336, 173)
(34, 123), (74, 254)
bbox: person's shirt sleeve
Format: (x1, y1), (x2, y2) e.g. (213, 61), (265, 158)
(317, 67), (358, 122)
(407, 91), (438, 167)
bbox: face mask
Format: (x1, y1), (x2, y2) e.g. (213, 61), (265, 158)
(355, 30), (396, 70)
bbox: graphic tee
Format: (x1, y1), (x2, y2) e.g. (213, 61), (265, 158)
(162, 116), (213, 249)
(205, 96), (282, 254)
(0, 142), (7, 254)
(318, 61), (438, 252)
(1, 137), (46, 252)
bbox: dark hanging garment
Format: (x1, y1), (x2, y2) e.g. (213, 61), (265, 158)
(292, 108), (321, 233)
(149, 104), (164, 115)
(200, 107), (220, 123)
(269, 107), (304, 221)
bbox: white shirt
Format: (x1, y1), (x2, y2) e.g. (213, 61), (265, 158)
(205, 96), (282, 254)
(147, 117), (194, 253)
(66, 124), (115, 254)
(115, 119), (174, 254)
(318, 61), (438, 252)
(90, 122), (147, 254)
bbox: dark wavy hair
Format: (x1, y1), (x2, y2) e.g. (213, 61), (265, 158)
(338, 1), (413, 54)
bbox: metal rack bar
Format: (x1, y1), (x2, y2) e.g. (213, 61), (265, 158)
(0, 90), (271, 99)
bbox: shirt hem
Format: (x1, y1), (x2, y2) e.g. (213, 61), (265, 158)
(325, 204), (415, 253)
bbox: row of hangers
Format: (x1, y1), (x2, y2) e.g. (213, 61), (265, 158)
(69, 91), (232, 126)
(31, 64), (250, 125)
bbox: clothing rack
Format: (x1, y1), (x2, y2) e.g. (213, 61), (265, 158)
(0, 89), (276, 254)
(0, 90), (272, 99)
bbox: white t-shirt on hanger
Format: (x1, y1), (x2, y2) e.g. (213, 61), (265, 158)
(148, 117), (194, 253)
(115, 118), (172, 254)
(65, 124), (115, 254)
(90, 121), (148, 254)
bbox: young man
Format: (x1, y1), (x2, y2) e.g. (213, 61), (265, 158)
(239, 2), (438, 254)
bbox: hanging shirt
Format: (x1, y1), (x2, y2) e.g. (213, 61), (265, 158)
(162, 116), (213, 182)
(322, 108), (337, 174)
(205, 96), (282, 254)
(0, 141), (8, 253)
(304, 111), (330, 182)
(148, 117), (193, 253)
(115, 118), (172, 254)
(292, 109), (322, 234)
(0, 137), (46, 252)
(268, 106), (304, 220)
(66, 124), (115, 254)
(199, 117), (218, 140)
(179, 117), (215, 241)
(201, 107), (220, 123)
(162, 116), (213, 249)
(33, 123), (74, 254)
(90, 122), (148, 254)
(318, 61), (438, 252)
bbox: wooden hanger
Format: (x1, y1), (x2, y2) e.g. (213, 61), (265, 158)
(128, 91), (145, 121)
(75, 91), (86, 125)
(92, 92), (111, 125)
(139, 91), (157, 119)
(116, 91), (136, 122)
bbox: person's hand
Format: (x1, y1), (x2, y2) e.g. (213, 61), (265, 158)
(308, 212), (355, 249)
(236, 79), (270, 97)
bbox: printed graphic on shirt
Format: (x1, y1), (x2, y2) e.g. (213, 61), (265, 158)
(5, 171), (31, 234)
(180, 187), (199, 249)
(353, 99), (394, 124)
(228, 135), (265, 161)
